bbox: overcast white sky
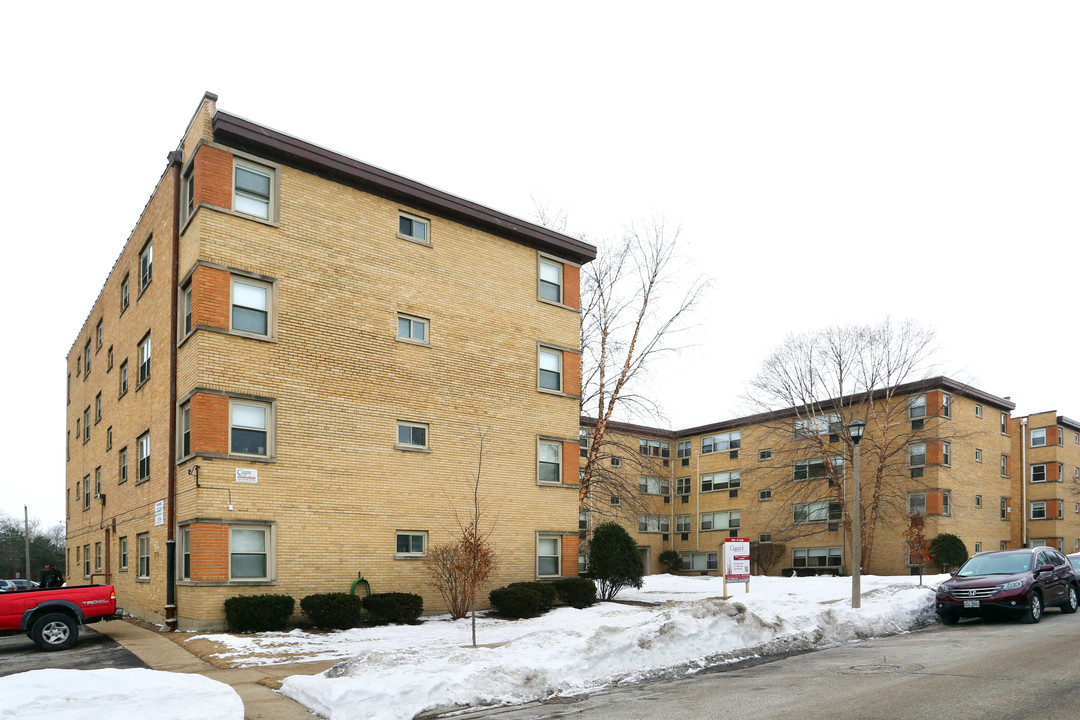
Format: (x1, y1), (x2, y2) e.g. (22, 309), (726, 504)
(2, 2), (1077, 527)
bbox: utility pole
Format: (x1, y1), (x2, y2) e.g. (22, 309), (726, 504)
(24, 505), (32, 583)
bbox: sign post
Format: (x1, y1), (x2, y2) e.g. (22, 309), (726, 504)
(724, 537), (751, 596)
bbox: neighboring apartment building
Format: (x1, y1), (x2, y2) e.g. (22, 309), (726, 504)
(582, 377), (1034, 577)
(65, 93), (595, 630)
(1010, 412), (1080, 553)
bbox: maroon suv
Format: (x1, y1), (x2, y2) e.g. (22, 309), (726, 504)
(936, 547), (1079, 624)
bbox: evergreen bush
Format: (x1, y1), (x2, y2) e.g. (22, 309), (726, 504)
(362, 592), (423, 624)
(489, 585), (542, 618)
(300, 593), (364, 630)
(223, 594), (295, 633)
(506, 581), (557, 611)
(658, 550), (682, 574)
(587, 522), (644, 600)
(553, 577), (597, 608)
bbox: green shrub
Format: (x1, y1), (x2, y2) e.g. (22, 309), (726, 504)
(362, 592), (423, 624)
(929, 533), (969, 572)
(587, 522), (644, 600)
(506, 582), (557, 611)
(300, 593), (364, 630)
(658, 550), (682, 574)
(553, 577), (597, 608)
(489, 585), (542, 618)
(224, 594), (295, 633)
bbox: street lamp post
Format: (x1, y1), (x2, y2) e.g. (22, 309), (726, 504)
(848, 420), (865, 609)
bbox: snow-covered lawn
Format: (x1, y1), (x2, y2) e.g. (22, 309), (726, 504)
(0, 668), (243, 720)
(190, 572), (946, 720)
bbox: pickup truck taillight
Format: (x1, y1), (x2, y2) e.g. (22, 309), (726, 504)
(111, 590), (116, 602)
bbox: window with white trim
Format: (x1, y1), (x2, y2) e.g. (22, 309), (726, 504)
(396, 313), (428, 344)
(700, 510), (740, 531)
(396, 421), (429, 450)
(137, 533), (150, 579)
(1032, 464), (1047, 483)
(579, 429), (590, 458)
(702, 431), (740, 454)
(232, 277), (271, 336)
(676, 441), (692, 459)
(538, 440), (562, 484)
(639, 515), (670, 533)
(119, 536), (128, 571)
(538, 347), (562, 391)
(639, 439), (670, 457)
(138, 334), (151, 385)
(1031, 428), (1047, 447)
(396, 531), (427, 556)
(638, 476), (670, 495)
(975, 448), (982, 462)
(137, 432), (150, 482)
(701, 471), (740, 492)
(909, 443), (926, 467)
(681, 552), (717, 571)
(231, 525), (271, 580)
(231, 400), (270, 456)
(975, 494), (982, 508)
(537, 535), (561, 577)
(1031, 501), (1047, 520)
(793, 547), (842, 568)
(180, 403), (191, 457)
(675, 515), (691, 533)
(120, 274), (130, 313)
(139, 240), (153, 292)
(909, 493), (926, 515)
(975, 404), (982, 417)
(398, 211), (429, 243)
(538, 257), (562, 303)
(794, 413), (841, 438)
(119, 360), (128, 396)
(794, 501), (840, 524)
(942, 393), (952, 418)
(675, 477), (691, 496)
(180, 526), (190, 580)
(234, 160), (273, 220)
(942, 441), (951, 466)
(908, 394), (926, 419)
(759, 489), (773, 501)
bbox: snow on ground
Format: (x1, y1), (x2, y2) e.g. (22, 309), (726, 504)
(0, 668), (244, 720)
(187, 572), (946, 720)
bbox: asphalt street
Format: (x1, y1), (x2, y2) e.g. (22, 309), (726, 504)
(0, 625), (146, 677)
(451, 609), (1080, 720)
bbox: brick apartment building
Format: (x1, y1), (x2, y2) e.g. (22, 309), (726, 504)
(65, 93), (595, 630)
(582, 378), (1080, 577)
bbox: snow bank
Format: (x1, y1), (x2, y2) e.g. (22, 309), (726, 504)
(274, 573), (942, 720)
(0, 668), (244, 720)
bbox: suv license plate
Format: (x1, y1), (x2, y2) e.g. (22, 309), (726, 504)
(963, 600), (980, 608)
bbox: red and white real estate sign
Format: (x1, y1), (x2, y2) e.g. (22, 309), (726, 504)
(724, 538), (751, 582)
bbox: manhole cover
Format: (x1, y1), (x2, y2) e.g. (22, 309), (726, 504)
(839, 664), (902, 675)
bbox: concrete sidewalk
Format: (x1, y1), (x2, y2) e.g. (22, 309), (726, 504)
(95, 619), (333, 719)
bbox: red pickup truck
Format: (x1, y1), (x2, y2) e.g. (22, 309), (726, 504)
(0, 585), (122, 651)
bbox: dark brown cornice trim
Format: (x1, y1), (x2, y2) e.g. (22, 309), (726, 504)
(211, 111), (597, 265)
(583, 376), (1018, 439)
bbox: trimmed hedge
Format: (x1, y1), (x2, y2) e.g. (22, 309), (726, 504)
(554, 578), (597, 608)
(300, 593), (364, 630)
(224, 594), (295, 633)
(506, 582), (557, 611)
(362, 592), (423, 624)
(489, 585), (542, 618)
(658, 550), (682, 574)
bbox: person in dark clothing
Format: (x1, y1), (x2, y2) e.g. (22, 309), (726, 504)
(40, 564), (64, 589)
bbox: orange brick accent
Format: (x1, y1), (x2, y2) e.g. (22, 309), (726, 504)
(1046, 426), (1061, 445)
(191, 265), (230, 330)
(563, 264), (580, 310)
(192, 145), (233, 211)
(1045, 500), (1063, 519)
(563, 350), (581, 397)
(190, 523), (229, 582)
(1047, 462), (1061, 482)
(191, 393), (229, 455)
(925, 490), (944, 515)
(927, 439), (944, 465)
(562, 441), (579, 485)
(926, 390), (944, 416)
(1046, 537), (1062, 550)
(560, 533), (580, 577)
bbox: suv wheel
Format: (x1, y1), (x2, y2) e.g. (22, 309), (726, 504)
(1024, 592), (1043, 624)
(939, 612), (960, 625)
(1061, 585), (1079, 614)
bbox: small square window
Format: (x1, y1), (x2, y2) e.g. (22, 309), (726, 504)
(397, 421), (429, 450)
(758, 449), (772, 461)
(396, 531), (427, 556)
(398, 211), (430, 243)
(610, 457), (621, 467)
(397, 313), (429, 344)
(759, 489), (773, 501)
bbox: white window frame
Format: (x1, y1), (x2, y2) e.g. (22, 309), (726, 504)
(537, 534), (562, 577)
(396, 421), (429, 451)
(676, 440), (692, 459)
(180, 526), (190, 580)
(639, 515), (670, 533)
(119, 536), (128, 571)
(975, 448), (982, 462)
(1031, 501), (1047, 520)
(700, 510), (740, 531)
(702, 431), (740, 454)
(180, 403), (191, 458)
(680, 552), (718, 571)
(396, 312), (430, 345)
(137, 533), (150, 579)
(975, 494), (982, 508)
(139, 240), (153, 293)
(675, 515), (691, 533)
(231, 276), (273, 338)
(675, 477), (691, 495)
(792, 547), (842, 568)
(638, 476), (670, 495)
(909, 443), (927, 467)
(794, 501), (839, 524)
(397, 210), (430, 244)
(942, 393), (952, 418)
(119, 360), (128, 396)
(759, 489), (773, 501)
(120, 274), (130, 313)
(230, 399), (272, 458)
(138, 334), (151, 385)
(233, 159), (275, 221)
(942, 441), (951, 466)
(1031, 428), (1047, 447)
(701, 471), (740, 492)
(95, 542), (102, 572)
(537, 439), (562, 485)
(395, 530), (428, 557)
(538, 256), (563, 304)
(1031, 464), (1047, 483)
(229, 524), (273, 581)
(908, 394), (926, 419)
(538, 346), (562, 392)
(137, 432), (150, 483)
(909, 493), (927, 516)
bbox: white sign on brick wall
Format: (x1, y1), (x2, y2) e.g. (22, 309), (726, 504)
(154, 500), (164, 526)
(236, 468), (258, 484)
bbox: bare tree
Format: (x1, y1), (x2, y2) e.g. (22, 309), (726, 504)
(743, 319), (971, 571)
(423, 433), (496, 647)
(575, 219), (708, 517)
(751, 542), (787, 575)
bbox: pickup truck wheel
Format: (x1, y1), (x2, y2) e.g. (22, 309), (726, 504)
(31, 613), (79, 651)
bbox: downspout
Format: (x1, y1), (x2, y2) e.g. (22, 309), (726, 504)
(1020, 417), (1028, 548)
(165, 149), (183, 630)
